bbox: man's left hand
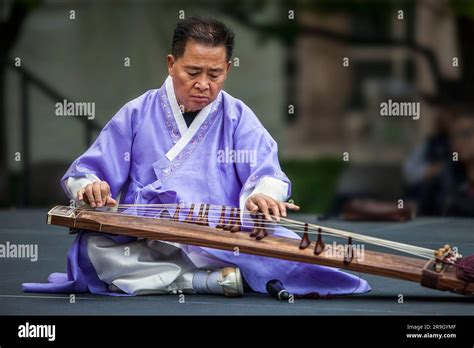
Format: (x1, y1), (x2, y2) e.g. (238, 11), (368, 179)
(246, 193), (300, 222)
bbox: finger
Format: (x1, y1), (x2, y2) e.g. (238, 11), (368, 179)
(246, 197), (259, 212)
(92, 182), (102, 207)
(85, 186), (95, 207)
(77, 188), (85, 201)
(284, 202), (300, 211)
(267, 199), (280, 222)
(100, 181), (109, 204)
(106, 196), (117, 207)
(256, 197), (272, 221)
(278, 200), (287, 217)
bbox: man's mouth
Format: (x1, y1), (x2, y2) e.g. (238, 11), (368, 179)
(190, 95), (210, 101)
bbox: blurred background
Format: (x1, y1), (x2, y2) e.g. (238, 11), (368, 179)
(1, 0), (474, 217)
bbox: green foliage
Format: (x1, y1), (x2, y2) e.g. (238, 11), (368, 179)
(281, 157), (347, 214)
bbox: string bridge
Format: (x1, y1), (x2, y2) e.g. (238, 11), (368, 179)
(250, 214), (267, 240)
(343, 237), (354, 265)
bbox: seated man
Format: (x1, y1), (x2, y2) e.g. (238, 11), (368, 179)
(417, 106), (474, 216)
(23, 17), (369, 297)
(403, 104), (453, 203)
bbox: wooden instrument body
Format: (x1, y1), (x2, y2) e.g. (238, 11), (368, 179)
(47, 205), (474, 296)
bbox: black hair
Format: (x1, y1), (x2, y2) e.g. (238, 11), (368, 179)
(172, 16), (235, 61)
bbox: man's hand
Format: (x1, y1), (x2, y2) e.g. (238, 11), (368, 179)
(77, 181), (117, 208)
(245, 193), (300, 222)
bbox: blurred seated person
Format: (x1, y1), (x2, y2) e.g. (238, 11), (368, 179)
(416, 107), (474, 216)
(403, 104), (454, 200)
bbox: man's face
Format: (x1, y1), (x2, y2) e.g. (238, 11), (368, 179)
(167, 40), (231, 112)
(450, 116), (474, 162)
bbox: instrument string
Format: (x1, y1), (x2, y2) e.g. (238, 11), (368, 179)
(73, 203), (434, 259)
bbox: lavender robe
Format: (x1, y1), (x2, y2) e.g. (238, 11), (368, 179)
(23, 76), (370, 296)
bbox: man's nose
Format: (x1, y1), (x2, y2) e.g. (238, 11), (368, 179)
(194, 76), (210, 91)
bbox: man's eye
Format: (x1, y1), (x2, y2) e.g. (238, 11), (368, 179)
(188, 72), (199, 77)
(209, 74), (218, 79)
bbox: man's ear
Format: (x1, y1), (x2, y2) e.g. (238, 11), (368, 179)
(167, 55), (175, 76)
(222, 60), (232, 80)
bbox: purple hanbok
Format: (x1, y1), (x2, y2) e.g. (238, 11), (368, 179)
(23, 76), (370, 297)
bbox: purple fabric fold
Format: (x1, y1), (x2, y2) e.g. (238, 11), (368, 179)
(23, 231), (135, 296)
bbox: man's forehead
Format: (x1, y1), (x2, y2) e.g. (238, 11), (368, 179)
(183, 64), (225, 71)
(179, 40), (227, 62)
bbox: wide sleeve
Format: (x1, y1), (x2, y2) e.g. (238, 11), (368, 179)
(60, 104), (134, 201)
(232, 106), (291, 212)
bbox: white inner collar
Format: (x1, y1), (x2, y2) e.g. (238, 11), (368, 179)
(164, 75), (216, 161)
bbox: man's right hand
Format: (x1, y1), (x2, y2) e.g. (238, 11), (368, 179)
(77, 181), (117, 208)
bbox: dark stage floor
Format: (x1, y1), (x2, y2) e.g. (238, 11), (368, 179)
(1, 209), (473, 315)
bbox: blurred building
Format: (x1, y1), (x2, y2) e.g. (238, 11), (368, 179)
(0, 0), (469, 211)
(284, 0), (460, 162)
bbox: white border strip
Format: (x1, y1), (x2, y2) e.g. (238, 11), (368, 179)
(165, 75), (188, 137)
(164, 76), (216, 161)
